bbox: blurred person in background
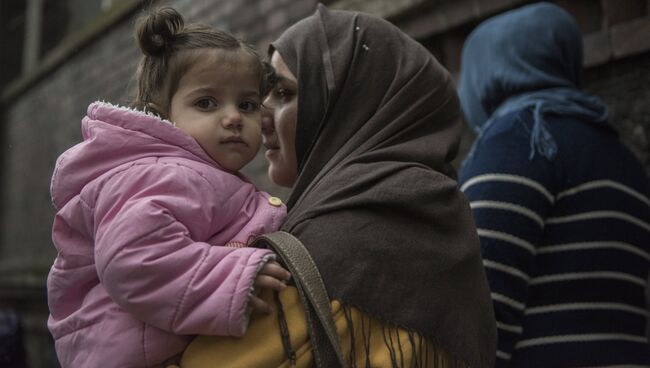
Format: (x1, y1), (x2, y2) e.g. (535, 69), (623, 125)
(458, 2), (650, 367)
(0, 310), (27, 368)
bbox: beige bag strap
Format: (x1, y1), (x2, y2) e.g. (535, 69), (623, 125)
(252, 231), (346, 368)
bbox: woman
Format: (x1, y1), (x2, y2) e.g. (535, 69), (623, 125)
(181, 5), (495, 367)
(458, 3), (650, 367)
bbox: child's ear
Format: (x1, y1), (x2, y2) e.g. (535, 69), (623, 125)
(146, 102), (167, 119)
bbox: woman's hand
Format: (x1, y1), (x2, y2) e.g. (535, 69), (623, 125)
(250, 261), (291, 314)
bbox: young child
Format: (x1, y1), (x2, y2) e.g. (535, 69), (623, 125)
(46, 7), (290, 367)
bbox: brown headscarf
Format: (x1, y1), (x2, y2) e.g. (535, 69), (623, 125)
(272, 5), (496, 367)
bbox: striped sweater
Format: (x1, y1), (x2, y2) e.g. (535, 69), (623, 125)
(459, 109), (650, 367)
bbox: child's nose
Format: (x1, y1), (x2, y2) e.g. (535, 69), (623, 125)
(222, 106), (243, 129)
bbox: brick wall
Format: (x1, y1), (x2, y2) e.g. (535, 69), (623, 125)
(584, 53), (650, 167)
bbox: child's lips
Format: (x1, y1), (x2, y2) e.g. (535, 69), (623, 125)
(222, 136), (247, 146)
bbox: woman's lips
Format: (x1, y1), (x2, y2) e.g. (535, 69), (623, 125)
(264, 142), (280, 159)
(263, 141), (280, 150)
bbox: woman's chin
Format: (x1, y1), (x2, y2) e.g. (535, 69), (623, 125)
(267, 166), (296, 188)
(264, 148), (279, 160)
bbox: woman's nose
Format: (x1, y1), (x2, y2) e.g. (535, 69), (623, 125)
(261, 105), (275, 134)
(262, 95), (273, 109)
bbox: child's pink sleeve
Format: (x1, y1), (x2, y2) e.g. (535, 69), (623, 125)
(92, 163), (276, 336)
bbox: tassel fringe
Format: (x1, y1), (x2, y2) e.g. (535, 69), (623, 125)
(275, 299), (466, 367)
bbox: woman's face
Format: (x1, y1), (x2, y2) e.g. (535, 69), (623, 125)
(262, 51), (298, 187)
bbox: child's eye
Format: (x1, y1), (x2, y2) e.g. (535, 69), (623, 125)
(195, 98), (217, 110)
(239, 100), (260, 112)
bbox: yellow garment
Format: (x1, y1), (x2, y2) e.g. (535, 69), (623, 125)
(179, 287), (464, 368)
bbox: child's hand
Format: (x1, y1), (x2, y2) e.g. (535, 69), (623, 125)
(250, 261), (291, 314)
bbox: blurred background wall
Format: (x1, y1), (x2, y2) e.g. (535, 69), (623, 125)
(0, 0), (648, 366)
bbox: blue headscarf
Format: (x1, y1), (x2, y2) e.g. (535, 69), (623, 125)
(458, 2), (609, 160)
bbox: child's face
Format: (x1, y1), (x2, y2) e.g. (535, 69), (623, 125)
(169, 50), (262, 172)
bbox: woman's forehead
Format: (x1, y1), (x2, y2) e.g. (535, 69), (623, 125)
(270, 51), (296, 84)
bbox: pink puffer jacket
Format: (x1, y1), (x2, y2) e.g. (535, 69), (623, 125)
(47, 102), (286, 367)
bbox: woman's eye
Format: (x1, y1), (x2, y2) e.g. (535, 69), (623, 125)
(195, 98), (217, 110)
(277, 89), (288, 98)
(240, 101), (260, 112)
(274, 88), (293, 101)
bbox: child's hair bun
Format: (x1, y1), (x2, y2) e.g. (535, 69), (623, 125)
(136, 7), (184, 57)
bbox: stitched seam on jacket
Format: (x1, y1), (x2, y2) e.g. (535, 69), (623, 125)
(271, 206), (283, 233)
(92, 160), (223, 208)
(227, 251), (253, 335)
(151, 158), (224, 195)
(91, 162), (138, 208)
(170, 247), (210, 331)
(142, 322), (148, 367)
(77, 194), (93, 211)
(100, 219), (176, 280)
(94, 161), (211, 269)
(50, 318), (103, 339)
